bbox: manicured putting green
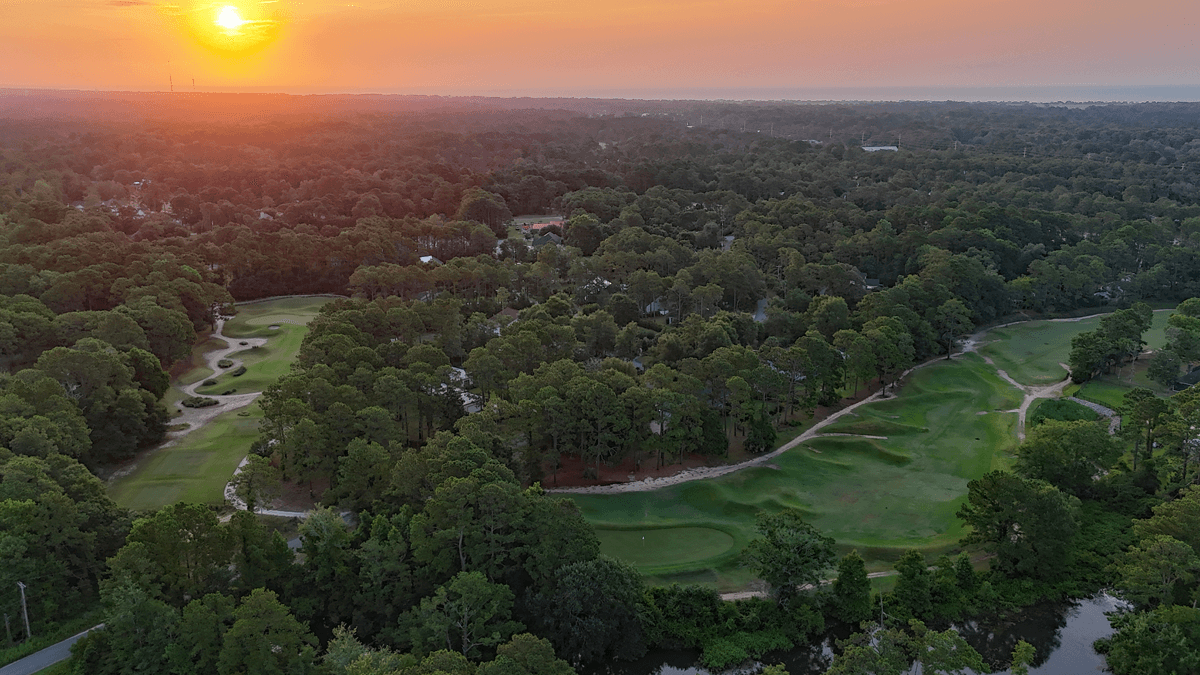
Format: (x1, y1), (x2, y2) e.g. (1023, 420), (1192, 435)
(596, 527), (735, 567)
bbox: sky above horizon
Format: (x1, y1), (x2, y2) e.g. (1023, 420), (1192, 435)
(1, 0), (1197, 99)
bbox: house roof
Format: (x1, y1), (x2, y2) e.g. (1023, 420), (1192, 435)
(521, 220), (563, 232)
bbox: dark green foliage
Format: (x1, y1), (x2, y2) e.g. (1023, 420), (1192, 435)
(217, 589), (319, 675)
(1095, 605), (1200, 675)
(525, 556), (645, 664)
(699, 629), (793, 670)
(1015, 419), (1121, 497)
(70, 584), (179, 675)
(217, 359), (234, 368)
(0, 452), (129, 628)
(202, 379), (217, 386)
(891, 550), (932, 622)
(15, 100), (1200, 673)
(742, 510), (836, 606)
(231, 366), (247, 377)
(1067, 305), (1152, 383)
(833, 550), (872, 626)
(957, 471), (1080, 581)
(181, 396), (219, 408)
(826, 620), (985, 675)
(403, 571), (523, 659)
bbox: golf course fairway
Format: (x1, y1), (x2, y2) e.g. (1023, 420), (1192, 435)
(108, 296), (331, 511)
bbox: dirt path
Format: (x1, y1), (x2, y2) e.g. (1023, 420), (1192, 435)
(982, 359), (1072, 442)
(173, 317), (267, 433)
(105, 318), (266, 483)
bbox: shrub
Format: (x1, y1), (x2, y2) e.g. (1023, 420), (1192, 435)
(202, 379), (218, 386)
(181, 396), (219, 408)
(239, 341), (248, 346)
(217, 359), (234, 368)
(1029, 398), (1100, 427)
(221, 389), (237, 395)
(232, 366), (247, 377)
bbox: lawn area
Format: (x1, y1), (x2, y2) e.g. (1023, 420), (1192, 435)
(568, 353), (1021, 589)
(978, 309), (1173, 387)
(109, 395), (265, 511)
(108, 297), (330, 511)
(193, 298), (325, 396)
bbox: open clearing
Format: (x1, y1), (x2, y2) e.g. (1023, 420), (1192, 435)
(108, 297), (329, 511)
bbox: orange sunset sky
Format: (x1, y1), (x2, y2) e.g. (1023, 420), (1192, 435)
(1, 0), (1197, 97)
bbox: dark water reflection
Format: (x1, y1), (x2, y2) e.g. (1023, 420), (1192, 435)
(583, 594), (1128, 675)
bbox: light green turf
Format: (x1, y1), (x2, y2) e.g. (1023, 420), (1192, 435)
(597, 527), (737, 568)
(1077, 380), (1132, 410)
(109, 297), (330, 511)
(110, 403), (264, 511)
(569, 353), (1021, 587)
(193, 298), (325, 395)
(978, 310), (1172, 387)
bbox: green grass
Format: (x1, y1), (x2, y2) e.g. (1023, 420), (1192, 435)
(1077, 380), (1132, 410)
(978, 309), (1173, 387)
(108, 297), (330, 512)
(569, 353), (1021, 589)
(109, 405), (266, 511)
(596, 527), (737, 569)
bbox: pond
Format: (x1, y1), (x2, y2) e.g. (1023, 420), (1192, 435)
(582, 594), (1128, 675)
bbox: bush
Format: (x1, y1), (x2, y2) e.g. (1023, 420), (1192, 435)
(1029, 398), (1100, 427)
(221, 389), (237, 395)
(181, 396), (219, 408)
(232, 366), (247, 377)
(202, 379), (218, 386)
(701, 630), (793, 670)
(239, 341), (248, 346)
(217, 359), (234, 368)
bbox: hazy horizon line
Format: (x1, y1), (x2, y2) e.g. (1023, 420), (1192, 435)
(3, 83), (1200, 104)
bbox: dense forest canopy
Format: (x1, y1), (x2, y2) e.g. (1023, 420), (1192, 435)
(3, 94), (1200, 674)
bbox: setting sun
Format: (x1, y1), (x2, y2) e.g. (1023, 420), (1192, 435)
(216, 6), (248, 32)
(170, 1), (286, 57)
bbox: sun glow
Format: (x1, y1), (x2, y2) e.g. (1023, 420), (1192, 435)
(216, 6), (248, 31)
(171, 2), (286, 56)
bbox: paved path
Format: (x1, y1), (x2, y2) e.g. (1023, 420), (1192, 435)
(0, 625), (103, 675)
(1069, 396), (1121, 434)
